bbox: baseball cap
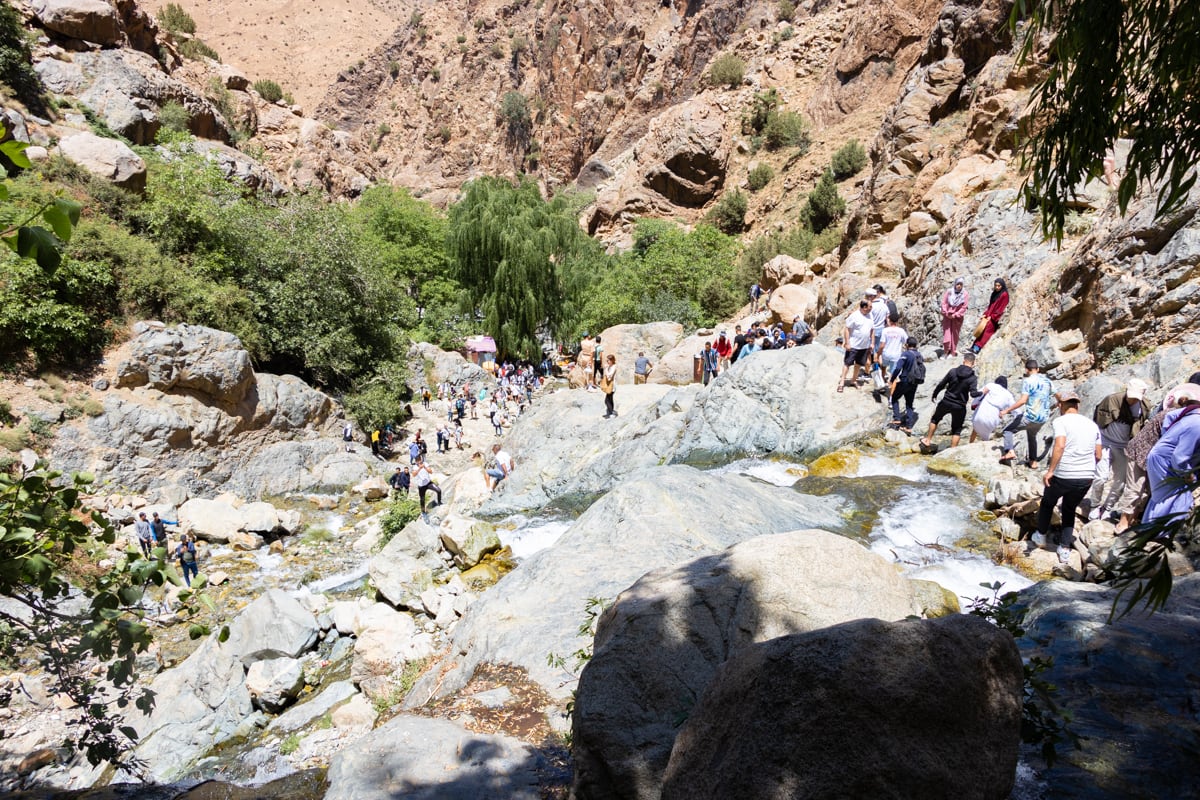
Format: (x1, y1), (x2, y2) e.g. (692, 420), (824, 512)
(1024, 359), (1038, 370)
(1056, 390), (1080, 403)
(864, 287), (878, 296)
(1126, 379), (1148, 400)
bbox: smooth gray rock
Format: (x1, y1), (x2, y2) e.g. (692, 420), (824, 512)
(406, 341), (495, 395)
(129, 635), (253, 781)
(660, 615), (1022, 800)
(481, 383), (695, 515)
(244, 657), (305, 712)
(57, 131), (146, 192)
(1012, 574), (1200, 799)
(407, 466), (846, 707)
(324, 714), (543, 800)
(368, 516), (444, 609)
(267, 680), (358, 733)
(571, 530), (937, 800)
(223, 589), (320, 666)
(32, 0), (121, 45)
(115, 324), (254, 404)
(672, 345), (885, 464)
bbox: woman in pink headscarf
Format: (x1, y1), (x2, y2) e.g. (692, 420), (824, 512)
(940, 277), (969, 357)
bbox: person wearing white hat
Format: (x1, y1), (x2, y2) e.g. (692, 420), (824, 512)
(1081, 379), (1149, 522)
(1117, 382), (1200, 531)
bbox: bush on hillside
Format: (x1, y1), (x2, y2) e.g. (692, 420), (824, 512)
(831, 139), (868, 179)
(762, 110), (810, 152)
(743, 88), (779, 135)
(708, 54), (746, 88)
(0, 2), (43, 109)
(179, 38), (219, 62)
(747, 163), (774, 191)
(253, 79), (284, 103)
(778, 0), (796, 21)
(739, 226), (814, 275)
(499, 91), (531, 143)
(158, 101), (189, 133)
(800, 168), (846, 233)
(706, 189), (748, 234)
(157, 3), (196, 35)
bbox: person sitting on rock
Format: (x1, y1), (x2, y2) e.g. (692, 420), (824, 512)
(920, 352), (979, 451)
(485, 443), (514, 491)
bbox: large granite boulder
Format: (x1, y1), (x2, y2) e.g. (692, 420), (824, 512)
(595, 322), (684, 384)
(56, 131), (146, 192)
(480, 383), (696, 515)
(660, 615), (1023, 800)
(115, 324), (254, 405)
(32, 0), (122, 46)
(350, 604), (436, 685)
(223, 589), (320, 666)
(647, 331), (711, 386)
(672, 345), (883, 463)
(571, 530), (940, 800)
(1012, 574), (1200, 798)
(407, 342), (495, 394)
(368, 515), (445, 609)
(128, 635), (253, 781)
(177, 497), (243, 543)
(325, 714), (544, 800)
(245, 657), (305, 712)
(407, 466), (846, 706)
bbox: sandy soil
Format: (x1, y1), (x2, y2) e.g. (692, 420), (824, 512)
(139, 0), (410, 110)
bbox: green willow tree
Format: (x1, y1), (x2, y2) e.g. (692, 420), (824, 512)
(448, 176), (588, 359)
(1014, 0), (1200, 242)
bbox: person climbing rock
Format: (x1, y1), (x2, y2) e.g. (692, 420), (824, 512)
(920, 352), (979, 451)
(999, 360), (1053, 468)
(1031, 390), (1101, 564)
(970, 375), (1014, 444)
(970, 278), (1009, 353)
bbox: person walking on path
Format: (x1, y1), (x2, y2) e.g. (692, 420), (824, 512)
(838, 299), (875, 393)
(175, 534), (199, 587)
(578, 333), (597, 391)
(940, 278), (969, 357)
(970, 375), (1015, 443)
(411, 455), (442, 515)
(134, 512), (153, 558)
(1031, 390), (1101, 564)
(888, 337), (924, 432)
(1081, 379), (1148, 522)
(866, 287), (889, 363)
(749, 282), (764, 314)
(970, 278), (1009, 353)
(920, 352), (979, 450)
(700, 342), (720, 385)
(600, 354), (618, 418)
(150, 511), (170, 550)
(634, 351), (654, 384)
(714, 333), (733, 370)
(999, 360), (1053, 467)
(878, 316), (908, 381)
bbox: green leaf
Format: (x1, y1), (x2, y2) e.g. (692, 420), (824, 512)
(0, 182), (7, 200)
(0, 138), (31, 169)
(42, 199), (82, 243)
(187, 623), (209, 640)
(14, 225), (64, 271)
(217, 625), (230, 643)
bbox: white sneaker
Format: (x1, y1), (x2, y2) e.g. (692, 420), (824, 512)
(1057, 547), (1071, 564)
(1031, 532), (1047, 548)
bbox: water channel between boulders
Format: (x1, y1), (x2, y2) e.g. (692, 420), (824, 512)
(143, 440), (1033, 796)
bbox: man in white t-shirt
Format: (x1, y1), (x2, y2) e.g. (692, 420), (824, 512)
(878, 317), (908, 380)
(1031, 390), (1101, 564)
(838, 299), (875, 392)
(486, 443), (515, 491)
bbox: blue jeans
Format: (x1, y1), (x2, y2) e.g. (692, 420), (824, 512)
(181, 559), (198, 586)
(486, 468), (506, 484)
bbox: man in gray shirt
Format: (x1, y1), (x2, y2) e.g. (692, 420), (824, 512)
(134, 512), (153, 557)
(634, 351), (653, 384)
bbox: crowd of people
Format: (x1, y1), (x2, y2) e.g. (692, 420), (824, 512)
(131, 509), (200, 586)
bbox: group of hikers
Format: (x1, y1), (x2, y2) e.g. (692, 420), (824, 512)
(132, 510), (199, 586)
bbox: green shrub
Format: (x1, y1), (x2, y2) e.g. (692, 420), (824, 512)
(739, 227), (815, 274)
(157, 3), (196, 34)
(800, 168), (846, 233)
(706, 189), (748, 234)
(456, 34), (467, 44)
(409, 10), (423, 26)
(389, 60), (401, 78)
(778, 0), (796, 21)
(831, 139), (868, 179)
(158, 101), (190, 133)
(499, 91), (531, 141)
(0, 425), (33, 452)
(490, 41), (505, 59)
(253, 79), (284, 102)
(743, 88), (779, 135)
(0, 400), (13, 426)
(379, 496), (422, 548)
(279, 734), (300, 755)
(810, 224), (842, 256)
(0, 2), (43, 108)
(179, 38), (219, 62)
(762, 110), (810, 152)
(511, 34), (528, 56)
(747, 163), (774, 191)
(708, 53), (746, 88)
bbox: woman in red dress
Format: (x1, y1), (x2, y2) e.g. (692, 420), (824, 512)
(971, 278), (1009, 353)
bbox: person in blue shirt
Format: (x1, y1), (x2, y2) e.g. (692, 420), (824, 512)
(888, 338), (923, 432)
(701, 342), (720, 385)
(999, 359), (1053, 468)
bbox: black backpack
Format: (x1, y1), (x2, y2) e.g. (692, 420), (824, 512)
(886, 299), (900, 322)
(910, 353), (927, 384)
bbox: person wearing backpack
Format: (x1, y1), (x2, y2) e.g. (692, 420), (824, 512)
(176, 534), (199, 587)
(998, 359), (1053, 467)
(888, 338), (924, 432)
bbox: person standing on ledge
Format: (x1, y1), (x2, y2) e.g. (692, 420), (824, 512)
(940, 277), (969, 357)
(1031, 390), (1101, 565)
(600, 354), (618, 418)
(970, 277), (1009, 353)
(634, 351), (654, 384)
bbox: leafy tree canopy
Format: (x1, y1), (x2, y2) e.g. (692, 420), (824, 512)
(1014, 0), (1200, 242)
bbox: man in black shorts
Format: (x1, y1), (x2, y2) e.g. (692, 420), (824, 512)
(919, 352), (979, 449)
(838, 299), (875, 392)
